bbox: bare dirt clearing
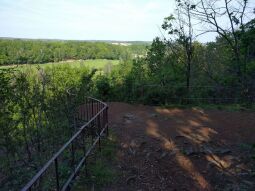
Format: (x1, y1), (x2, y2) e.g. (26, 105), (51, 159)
(103, 102), (255, 191)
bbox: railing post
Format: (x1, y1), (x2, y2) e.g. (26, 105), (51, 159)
(21, 97), (108, 191)
(82, 129), (88, 176)
(98, 115), (101, 152)
(82, 130), (86, 155)
(106, 106), (109, 137)
(54, 158), (60, 191)
(96, 101), (98, 114)
(82, 102), (84, 121)
(91, 99), (93, 116)
(71, 142), (75, 172)
(91, 122), (94, 145)
(86, 98), (88, 121)
(103, 109), (105, 134)
(74, 114), (77, 132)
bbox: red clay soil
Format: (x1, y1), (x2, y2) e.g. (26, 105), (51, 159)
(103, 102), (255, 191)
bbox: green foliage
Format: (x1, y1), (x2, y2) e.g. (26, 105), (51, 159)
(0, 65), (97, 190)
(88, 159), (116, 186)
(146, 37), (166, 74)
(0, 68), (17, 172)
(239, 143), (255, 162)
(1, 15), (255, 191)
(252, 144), (255, 161)
(0, 39), (147, 66)
(94, 75), (112, 101)
(162, 15), (176, 35)
(87, 137), (117, 186)
(73, 134), (117, 190)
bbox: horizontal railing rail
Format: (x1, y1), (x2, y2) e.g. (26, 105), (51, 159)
(130, 84), (255, 104)
(21, 97), (108, 191)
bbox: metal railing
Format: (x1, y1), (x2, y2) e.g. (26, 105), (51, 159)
(129, 84), (255, 104)
(21, 97), (108, 191)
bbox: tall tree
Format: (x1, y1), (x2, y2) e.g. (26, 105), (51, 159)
(191, 0), (253, 83)
(162, 0), (197, 92)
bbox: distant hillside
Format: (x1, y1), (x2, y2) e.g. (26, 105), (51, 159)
(0, 38), (148, 65)
(0, 37), (151, 45)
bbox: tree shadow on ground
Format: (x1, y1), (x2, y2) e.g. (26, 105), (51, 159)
(107, 102), (255, 191)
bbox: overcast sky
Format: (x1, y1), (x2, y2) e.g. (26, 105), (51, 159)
(1, 0), (249, 42)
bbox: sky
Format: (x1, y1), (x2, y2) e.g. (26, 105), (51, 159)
(0, 0), (253, 42)
(0, 0), (175, 41)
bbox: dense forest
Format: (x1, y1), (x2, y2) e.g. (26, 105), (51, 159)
(0, 39), (147, 65)
(0, 0), (255, 190)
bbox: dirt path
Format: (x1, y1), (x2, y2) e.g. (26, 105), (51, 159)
(103, 102), (255, 191)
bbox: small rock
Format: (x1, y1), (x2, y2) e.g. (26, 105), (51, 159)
(243, 180), (253, 186)
(117, 165), (122, 169)
(175, 119), (184, 124)
(126, 175), (136, 185)
(123, 113), (135, 119)
(175, 135), (185, 139)
(206, 162), (215, 170)
(124, 119), (132, 124)
(200, 145), (213, 154)
(183, 140), (189, 145)
(121, 143), (128, 148)
(130, 140), (137, 147)
(146, 152), (151, 159)
(128, 147), (136, 155)
(139, 141), (146, 148)
(238, 172), (249, 176)
(224, 155), (238, 162)
(150, 113), (158, 118)
(218, 148), (231, 155)
(160, 152), (168, 159)
(184, 147), (197, 155)
(169, 150), (177, 156)
(213, 148), (231, 155)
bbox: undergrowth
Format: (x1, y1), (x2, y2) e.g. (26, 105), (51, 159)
(164, 103), (255, 112)
(72, 132), (118, 191)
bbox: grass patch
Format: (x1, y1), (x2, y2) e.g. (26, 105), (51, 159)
(252, 144), (255, 161)
(0, 59), (120, 70)
(239, 143), (255, 157)
(72, 132), (118, 190)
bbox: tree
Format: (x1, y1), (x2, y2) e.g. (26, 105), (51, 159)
(191, 0), (254, 83)
(162, 0), (197, 92)
(146, 37), (166, 75)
